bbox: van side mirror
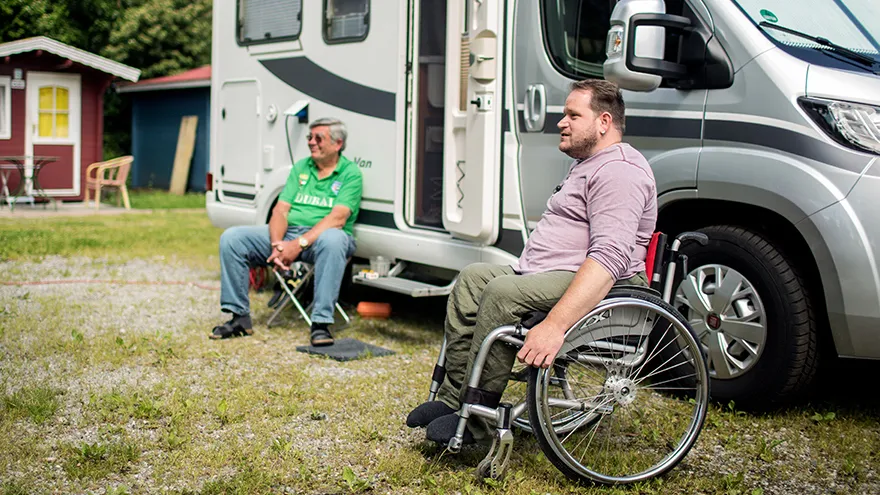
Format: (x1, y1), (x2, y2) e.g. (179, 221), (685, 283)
(604, 0), (735, 91)
(604, 0), (668, 91)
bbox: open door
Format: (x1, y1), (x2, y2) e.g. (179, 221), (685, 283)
(441, 0), (502, 243)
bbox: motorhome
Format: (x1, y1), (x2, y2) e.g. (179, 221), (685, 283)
(207, 0), (880, 408)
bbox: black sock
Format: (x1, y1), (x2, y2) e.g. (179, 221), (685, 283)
(311, 322), (329, 331)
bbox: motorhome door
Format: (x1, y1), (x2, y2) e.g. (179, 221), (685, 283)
(217, 79), (261, 204)
(440, 0), (503, 243)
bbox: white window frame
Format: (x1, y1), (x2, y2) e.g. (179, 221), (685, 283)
(237, 0), (303, 46)
(323, 0), (371, 44)
(0, 76), (10, 140)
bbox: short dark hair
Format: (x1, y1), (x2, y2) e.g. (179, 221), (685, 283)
(569, 80), (626, 134)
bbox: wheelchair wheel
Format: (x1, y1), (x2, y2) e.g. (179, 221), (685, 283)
(505, 363), (596, 434)
(526, 289), (709, 485)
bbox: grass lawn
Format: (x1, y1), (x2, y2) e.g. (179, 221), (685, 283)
(1, 211), (878, 494)
(96, 188), (207, 210)
(0, 210), (221, 270)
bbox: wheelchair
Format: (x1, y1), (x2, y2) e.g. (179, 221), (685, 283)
(424, 231), (711, 485)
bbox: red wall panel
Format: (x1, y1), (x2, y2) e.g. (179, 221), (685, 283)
(33, 145), (75, 190)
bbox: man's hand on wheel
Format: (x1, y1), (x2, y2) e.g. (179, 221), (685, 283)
(517, 321), (566, 369)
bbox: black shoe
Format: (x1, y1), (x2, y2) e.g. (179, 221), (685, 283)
(209, 314), (254, 340)
(310, 323), (334, 346)
(426, 413), (475, 445)
(406, 401), (455, 428)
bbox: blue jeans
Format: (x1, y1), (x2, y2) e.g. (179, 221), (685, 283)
(219, 225), (356, 324)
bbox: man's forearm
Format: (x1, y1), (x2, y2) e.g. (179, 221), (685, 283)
(543, 258), (616, 333)
(303, 213), (347, 244)
(300, 209), (349, 244)
(269, 213), (289, 245)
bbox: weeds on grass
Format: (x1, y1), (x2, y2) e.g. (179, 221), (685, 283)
(62, 440), (140, 480)
(1, 386), (60, 424)
(0, 481), (31, 495)
(341, 466), (372, 493)
(756, 437), (784, 462)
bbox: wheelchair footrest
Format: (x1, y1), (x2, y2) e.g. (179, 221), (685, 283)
(476, 427), (514, 481)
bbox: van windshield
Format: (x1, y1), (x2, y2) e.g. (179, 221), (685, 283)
(732, 0), (880, 57)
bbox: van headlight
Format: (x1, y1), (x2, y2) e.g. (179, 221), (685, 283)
(799, 97), (880, 155)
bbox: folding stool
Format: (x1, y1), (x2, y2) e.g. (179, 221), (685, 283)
(266, 261), (350, 328)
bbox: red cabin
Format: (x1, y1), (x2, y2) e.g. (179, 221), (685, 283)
(0, 37), (140, 202)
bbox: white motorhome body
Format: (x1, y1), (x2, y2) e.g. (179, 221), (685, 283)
(208, 0), (880, 407)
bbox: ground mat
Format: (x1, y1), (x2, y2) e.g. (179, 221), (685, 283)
(295, 338), (395, 362)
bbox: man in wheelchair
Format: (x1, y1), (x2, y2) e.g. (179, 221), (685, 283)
(407, 79), (658, 445)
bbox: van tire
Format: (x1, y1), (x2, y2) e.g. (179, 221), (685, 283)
(674, 225), (819, 408)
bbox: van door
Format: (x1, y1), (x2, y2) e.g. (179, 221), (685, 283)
(441, 0), (503, 243)
(217, 79), (261, 203)
(514, 0), (706, 230)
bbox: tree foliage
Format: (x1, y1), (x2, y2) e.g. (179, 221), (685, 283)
(0, 0), (213, 158)
(103, 0), (212, 79)
(0, 0), (211, 79)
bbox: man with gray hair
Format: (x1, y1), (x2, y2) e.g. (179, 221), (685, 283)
(210, 118), (363, 346)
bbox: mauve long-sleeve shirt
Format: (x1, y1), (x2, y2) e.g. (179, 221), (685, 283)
(513, 143), (658, 280)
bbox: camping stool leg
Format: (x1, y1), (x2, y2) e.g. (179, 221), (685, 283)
(271, 268), (312, 327)
(336, 303), (350, 324)
(266, 293), (291, 327)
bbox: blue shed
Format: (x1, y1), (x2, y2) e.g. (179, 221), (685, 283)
(117, 65), (211, 192)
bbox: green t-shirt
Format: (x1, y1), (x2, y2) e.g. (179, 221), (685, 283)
(278, 156), (363, 235)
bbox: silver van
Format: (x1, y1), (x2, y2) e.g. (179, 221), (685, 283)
(207, 0), (879, 407)
(598, 0), (879, 407)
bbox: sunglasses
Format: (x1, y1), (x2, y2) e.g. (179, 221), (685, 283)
(306, 133), (329, 145)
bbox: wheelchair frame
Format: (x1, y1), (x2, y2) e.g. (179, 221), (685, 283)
(424, 231), (711, 484)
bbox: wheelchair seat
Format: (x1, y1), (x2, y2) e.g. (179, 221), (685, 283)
(520, 311), (548, 329)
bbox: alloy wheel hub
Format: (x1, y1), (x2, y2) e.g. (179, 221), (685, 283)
(675, 264), (767, 380)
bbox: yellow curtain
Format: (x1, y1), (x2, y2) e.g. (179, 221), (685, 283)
(36, 87), (70, 138)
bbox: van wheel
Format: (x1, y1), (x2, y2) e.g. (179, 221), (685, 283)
(673, 225), (818, 408)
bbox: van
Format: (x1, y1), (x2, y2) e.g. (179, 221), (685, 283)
(207, 0), (880, 407)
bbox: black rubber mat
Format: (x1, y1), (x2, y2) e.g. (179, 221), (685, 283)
(295, 338), (395, 362)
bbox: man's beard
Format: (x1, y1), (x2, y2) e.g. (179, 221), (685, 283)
(560, 130), (599, 159)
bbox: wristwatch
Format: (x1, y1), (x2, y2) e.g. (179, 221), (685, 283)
(298, 237), (310, 249)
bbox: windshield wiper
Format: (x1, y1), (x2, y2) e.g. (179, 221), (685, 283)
(759, 21), (879, 69)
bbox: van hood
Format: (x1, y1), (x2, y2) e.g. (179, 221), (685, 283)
(806, 65), (880, 107)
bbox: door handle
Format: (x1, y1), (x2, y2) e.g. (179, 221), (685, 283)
(523, 84), (546, 132)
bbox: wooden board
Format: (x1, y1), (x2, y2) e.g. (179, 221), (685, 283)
(169, 115), (198, 195)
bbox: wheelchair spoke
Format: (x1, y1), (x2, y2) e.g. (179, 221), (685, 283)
(639, 372), (699, 390)
(632, 347), (693, 386)
(628, 319), (675, 381)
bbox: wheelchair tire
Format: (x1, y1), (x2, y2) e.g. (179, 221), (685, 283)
(526, 289), (709, 485)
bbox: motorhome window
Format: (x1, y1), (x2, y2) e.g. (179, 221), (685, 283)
(323, 0), (370, 43)
(0, 76), (9, 140)
(541, 0), (616, 78)
(732, 0), (880, 57)
(237, 0), (303, 45)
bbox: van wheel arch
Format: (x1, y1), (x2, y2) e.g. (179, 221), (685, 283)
(657, 200), (828, 408)
(266, 196), (279, 224)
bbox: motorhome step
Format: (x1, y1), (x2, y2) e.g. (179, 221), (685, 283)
(353, 275), (454, 297)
